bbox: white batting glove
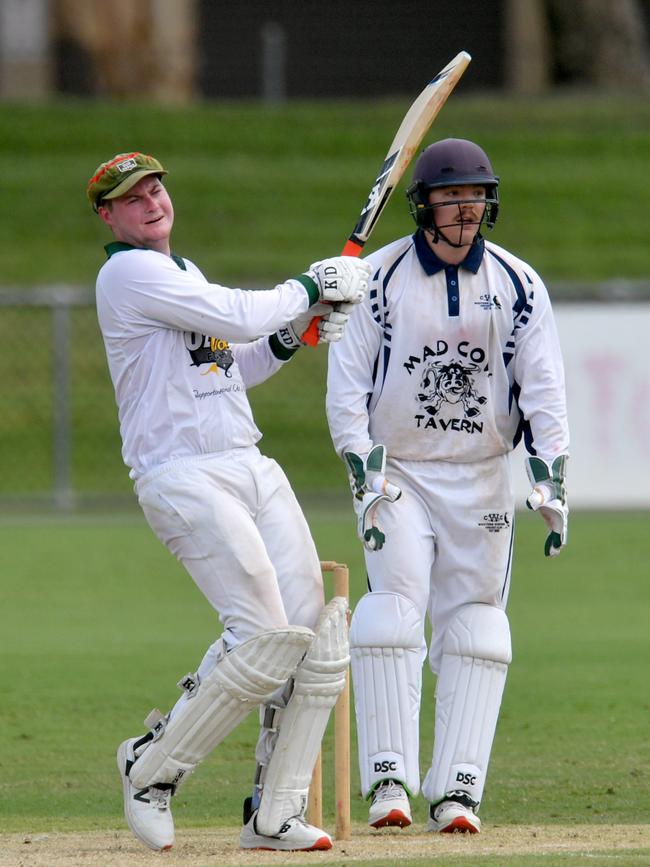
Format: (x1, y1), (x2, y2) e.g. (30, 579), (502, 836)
(525, 455), (569, 557)
(274, 302), (353, 349)
(308, 257), (372, 305)
(318, 302), (354, 343)
(274, 303), (328, 350)
(344, 444), (401, 551)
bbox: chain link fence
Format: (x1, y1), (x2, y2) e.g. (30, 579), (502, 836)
(2, 282), (650, 509)
(0, 286), (343, 509)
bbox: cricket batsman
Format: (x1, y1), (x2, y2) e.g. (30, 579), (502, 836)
(326, 138), (569, 833)
(87, 152), (371, 851)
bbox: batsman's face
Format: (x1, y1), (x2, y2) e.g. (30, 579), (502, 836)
(98, 176), (174, 254)
(428, 184), (486, 247)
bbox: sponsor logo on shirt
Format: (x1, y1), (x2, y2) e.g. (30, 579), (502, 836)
(403, 340), (488, 434)
(184, 333), (234, 376)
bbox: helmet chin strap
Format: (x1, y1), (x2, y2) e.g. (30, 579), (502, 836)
(425, 220), (481, 249)
(426, 201), (484, 249)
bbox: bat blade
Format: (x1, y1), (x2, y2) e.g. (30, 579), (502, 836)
(350, 50), (471, 246)
(303, 50), (471, 346)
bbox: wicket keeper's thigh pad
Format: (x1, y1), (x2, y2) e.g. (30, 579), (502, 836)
(129, 627), (314, 789)
(350, 591), (423, 798)
(255, 598), (349, 835)
(422, 603), (511, 808)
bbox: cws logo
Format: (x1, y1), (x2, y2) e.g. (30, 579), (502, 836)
(403, 340), (488, 434)
(184, 332), (234, 377)
(479, 512), (511, 533)
(474, 293), (501, 311)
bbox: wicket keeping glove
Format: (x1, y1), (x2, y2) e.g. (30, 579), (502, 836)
(525, 454), (569, 557)
(344, 444), (401, 552)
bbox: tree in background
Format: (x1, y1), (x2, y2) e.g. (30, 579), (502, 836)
(549, 0), (650, 91)
(506, 0), (650, 94)
(0, 0), (648, 100)
(52, 0), (197, 102)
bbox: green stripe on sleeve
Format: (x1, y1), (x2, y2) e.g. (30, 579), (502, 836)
(269, 333), (299, 361)
(293, 274), (320, 306)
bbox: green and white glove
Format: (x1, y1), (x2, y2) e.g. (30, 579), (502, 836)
(344, 444), (401, 552)
(525, 454), (569, 557)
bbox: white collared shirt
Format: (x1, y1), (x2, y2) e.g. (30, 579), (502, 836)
(96, 246), (308, 478)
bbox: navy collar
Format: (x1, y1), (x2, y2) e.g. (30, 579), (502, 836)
(413, 229), (485, 275)
(104, 241), (186, 271)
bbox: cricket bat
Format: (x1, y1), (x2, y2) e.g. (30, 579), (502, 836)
(302, 50), (471, 346)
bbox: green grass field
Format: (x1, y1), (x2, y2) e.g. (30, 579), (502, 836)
(1, 94), (649, 864)
(1, 508), (648, 847)
(1, 95), (649, 289)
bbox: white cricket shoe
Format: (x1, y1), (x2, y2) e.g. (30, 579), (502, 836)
(117, 738), (175, 851)
(368, 780), (412, 828)
(240, 804), (332, 851)
(427, 792), (481, 834)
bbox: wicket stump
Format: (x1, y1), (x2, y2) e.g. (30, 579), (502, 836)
(308, 561), (351, 840)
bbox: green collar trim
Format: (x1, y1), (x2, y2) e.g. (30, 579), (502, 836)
(104, 242), (187, 271)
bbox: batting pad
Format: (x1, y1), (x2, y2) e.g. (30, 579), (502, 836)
(350, 592), (423, 798)
(255, 598), (349, 835)
(129, 626), (314, 790)
(422, 603), (511, 808)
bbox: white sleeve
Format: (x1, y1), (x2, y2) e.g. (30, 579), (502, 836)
(512, 273), (570, 462)
(232, 338), (286, 388)
(97, 250), (311, 344)
(326, 294), (382, 458)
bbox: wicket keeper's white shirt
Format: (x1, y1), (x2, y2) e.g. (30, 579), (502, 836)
(96, 244), (309, 479)
(327, 232), (569, 464)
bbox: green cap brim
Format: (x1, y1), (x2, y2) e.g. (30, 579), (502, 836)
(101, 168), (168, 203)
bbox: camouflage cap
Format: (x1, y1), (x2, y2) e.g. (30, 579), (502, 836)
(86, 152), (168, 212)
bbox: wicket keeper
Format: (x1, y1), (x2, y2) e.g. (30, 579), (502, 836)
(327, 138), (569, 833)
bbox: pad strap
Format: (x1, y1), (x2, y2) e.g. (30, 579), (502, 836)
(255, 598), (349, 835)
(129, 626), (313, 789)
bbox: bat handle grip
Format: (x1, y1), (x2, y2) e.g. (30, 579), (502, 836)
(302, 317), (321, 347)
(302, 238), (365, 347)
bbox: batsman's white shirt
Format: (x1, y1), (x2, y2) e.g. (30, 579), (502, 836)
(95, 243), (324, 645)
(327, 231), (569, 465)
(96, 244), (310, 479)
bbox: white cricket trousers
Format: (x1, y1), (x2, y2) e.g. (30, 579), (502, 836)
(134, 446), (325, 648)
(365, 452), (515, 671)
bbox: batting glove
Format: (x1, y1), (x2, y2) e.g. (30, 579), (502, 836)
(307, 257), (372, 305)
(525, 455), (569, 557)
(344, 444), (401, 551)
(274, 302), (354, 350)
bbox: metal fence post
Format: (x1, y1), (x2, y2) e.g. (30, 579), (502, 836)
(51, 295), (74, 509)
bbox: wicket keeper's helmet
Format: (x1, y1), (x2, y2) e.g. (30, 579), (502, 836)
(406, 138), (499, 231)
